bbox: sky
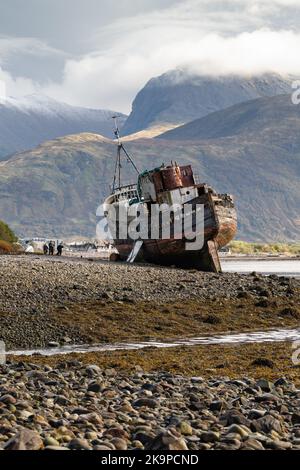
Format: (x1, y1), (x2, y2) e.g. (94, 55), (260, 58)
(1, 0), (300, 113)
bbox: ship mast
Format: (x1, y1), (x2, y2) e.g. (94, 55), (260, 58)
(111, 116), (139, 193)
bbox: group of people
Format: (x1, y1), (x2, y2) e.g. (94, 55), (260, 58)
(43, 241), (64, 256)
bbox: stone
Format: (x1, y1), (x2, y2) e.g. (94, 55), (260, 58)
(248, 409), (266, 420)
(104, 428), (129, 439)
(178, 421), (193, 436)
(265, 439), (292, 450)
(85, 432), (98, 441)
(110, 438), (128, 450)
(241, 438), (265, 450)
(54, 395), (71, 406)
(216, 438), (241, 450)
(62, 337), (72, 344)
(44, 436), (60, 447)
(104, 368), (117, 377)
(133, 431), (155, 445)
(225, 424), (250, 438)
(132, 440), (144, 449)
(209, 400), (225, 412)
(68, 438), (92, 450)
(0, 394), (17, 405)
(45, 446), (69, 451)
(165, 438), (188, 451)
(93, 445), (114, 450)
(274, 378), (289, 387)
(86, 365), (101, 377)
(147, 430), (188, 451)
(200, 431), (220, 443)
(4, 428), (43, 450)
(87, 382), (102, 393)
(19, 410), (34, 420)
(221, 409), (250, 427)
(291, 412), (300, 425)
(255, 393), (279, 403)
(251, 415), (283, 434)
(133, 398), (158, 409)
(197, 443), (211, 450)
(256, 379), (273, 392)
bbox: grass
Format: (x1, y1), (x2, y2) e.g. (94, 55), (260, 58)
(229, 240), (300, 255)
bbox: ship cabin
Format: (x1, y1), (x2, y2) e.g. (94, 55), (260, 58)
(138, 163), (206, 206)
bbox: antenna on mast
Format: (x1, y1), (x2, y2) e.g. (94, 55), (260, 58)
(112, 115), (121, 145)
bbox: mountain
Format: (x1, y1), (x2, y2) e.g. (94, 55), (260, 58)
(0, 94), (126, 160)
(122, 69), (292, 135)
(0, 92), (300, 242)
(158, 93), (298, 140)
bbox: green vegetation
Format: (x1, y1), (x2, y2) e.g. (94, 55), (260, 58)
(0, 220), (17, 243)
(229, 240), (300, 255)
(0, 220), (17, 253)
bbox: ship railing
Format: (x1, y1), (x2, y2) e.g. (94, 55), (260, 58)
(112, 183), (138, 201)
(113, 183), (137, 193)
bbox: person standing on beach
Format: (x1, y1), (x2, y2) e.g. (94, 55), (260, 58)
(57, 242), (63, 256)
(43, 243), (48, 255)
(49, 241), (54, 256)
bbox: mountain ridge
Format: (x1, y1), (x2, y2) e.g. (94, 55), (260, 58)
(122, 69), (292, 135)
(157, 93), (297, 140)
(0, 94), (126, 160)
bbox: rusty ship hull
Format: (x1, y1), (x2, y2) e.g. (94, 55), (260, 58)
(104, 163), (237, 272)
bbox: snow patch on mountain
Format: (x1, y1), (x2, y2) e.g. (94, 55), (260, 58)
(0, 94), (127, 159)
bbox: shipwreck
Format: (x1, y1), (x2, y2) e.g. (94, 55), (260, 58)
(103, 120), (237, 272)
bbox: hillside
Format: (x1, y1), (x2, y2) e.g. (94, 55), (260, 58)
(158, 94), (298, 140)
(0, 94), (126, 160)
(0, 92), (300, 242)
(122, 69), (292, 135)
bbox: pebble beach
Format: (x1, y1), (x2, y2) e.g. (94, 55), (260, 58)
(1, 362), (300, 451)
(0, 254), (300, 451)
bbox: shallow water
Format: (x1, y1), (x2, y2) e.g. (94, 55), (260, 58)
(7, 327), (300, 357)
(222, 258), (300, 278)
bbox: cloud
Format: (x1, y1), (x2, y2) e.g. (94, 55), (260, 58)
(0, 78), (6, 98)
(0, 36), (67, 95)
(0, 35), (65, 62)
(2, 0), (300, 111)
(0, 66), (38, 98)
(43, 0), (300, 112)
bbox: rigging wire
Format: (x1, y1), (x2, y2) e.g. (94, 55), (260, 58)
(111, 116), (139, 193)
